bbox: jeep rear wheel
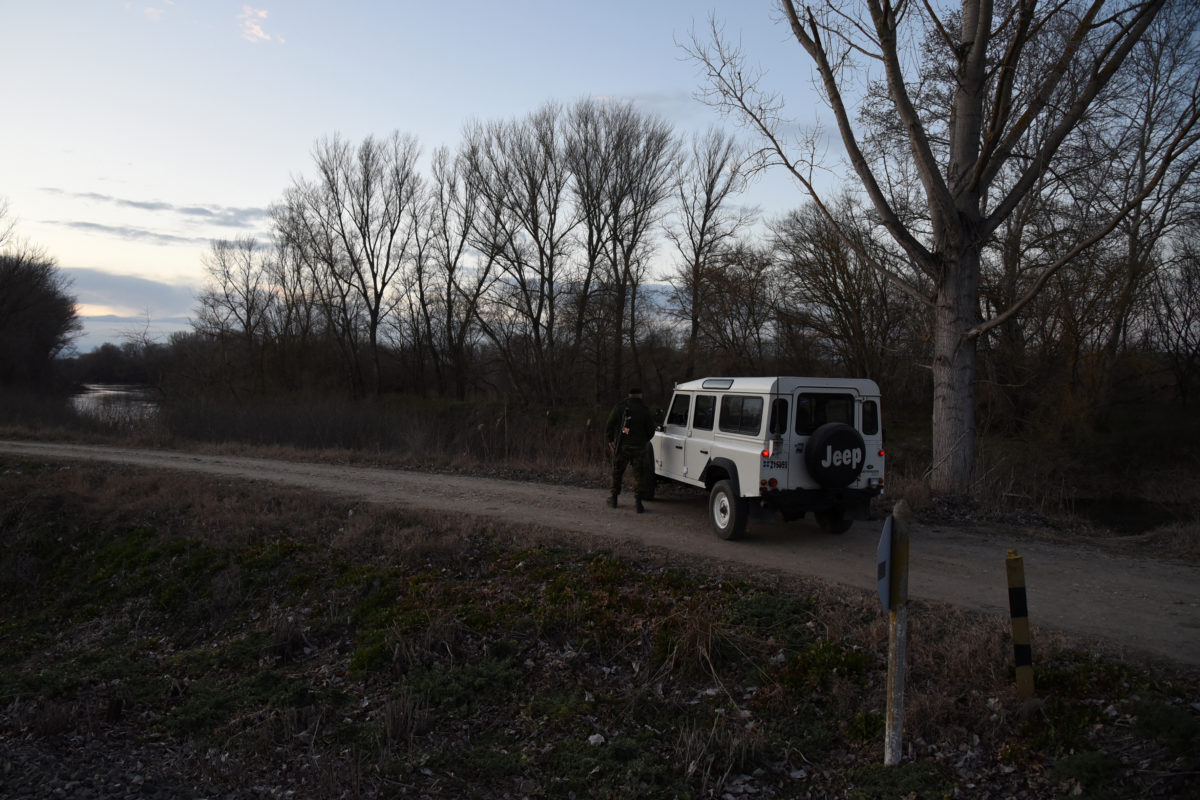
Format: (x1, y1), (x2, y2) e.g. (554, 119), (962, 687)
(815, 508), (853, 534)
(710, 480), (748, 540)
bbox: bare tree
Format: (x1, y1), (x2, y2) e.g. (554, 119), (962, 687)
(770, 195), (917, 385)
(412, 145), (497, 398)
(261, 222), (321, 390)
(0, 198), (14, 251)
(305, 132), (424, 395)
(273, 183), (369, 395)
(666, 127), (756, 380)
(688, 0), (1199, 494)
(464, 104), (576, 401)
(697, 242), (780, 373)
(196, 237), (274, 344)
(195, 236), (275, 394)
(1061, 2), (1200, 422)
(567, 99), (677, 398)
(1149, 227), (1200, 406)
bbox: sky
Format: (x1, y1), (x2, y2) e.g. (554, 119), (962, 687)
(1, 1), (833, 353)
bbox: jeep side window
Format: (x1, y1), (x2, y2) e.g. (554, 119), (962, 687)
(693, 395), (716, 430)
(795, 393), (855, 435)
(666, 393), (691, 427)
(769, 397), (789, 435)
(718, 395), (764, 436)
(862, 400), (879, 436)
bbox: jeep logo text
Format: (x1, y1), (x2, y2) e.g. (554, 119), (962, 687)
(821, 446), (863, 469)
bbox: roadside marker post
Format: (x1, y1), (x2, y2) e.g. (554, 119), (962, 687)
(880, 500), (911, 766)
(1006, 549), (1035, 699)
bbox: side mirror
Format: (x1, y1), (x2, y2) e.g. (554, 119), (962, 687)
(653, 408), (665, 426)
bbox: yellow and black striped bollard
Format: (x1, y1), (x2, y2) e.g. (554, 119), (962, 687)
(1006, 549), (1035, 699)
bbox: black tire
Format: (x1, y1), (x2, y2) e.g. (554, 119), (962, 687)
(641, 444), (657, 501)
(709, 479), (748, 540)
(815, 508), (853, 534)
(804, 423), (868, 488)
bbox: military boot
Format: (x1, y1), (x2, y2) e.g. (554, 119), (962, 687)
(607, 494), (618, 508)
(635, 498), (645, 514)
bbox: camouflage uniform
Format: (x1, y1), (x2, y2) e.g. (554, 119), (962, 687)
(605, 391), (656, 506)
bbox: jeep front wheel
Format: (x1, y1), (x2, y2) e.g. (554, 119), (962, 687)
(641, 444), (657, 501)
(710, 480), (748, 540)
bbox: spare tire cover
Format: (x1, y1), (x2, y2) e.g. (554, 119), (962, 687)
(804, 423), (867, 488)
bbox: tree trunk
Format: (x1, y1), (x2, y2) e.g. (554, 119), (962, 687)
(930, 250), (979, 495)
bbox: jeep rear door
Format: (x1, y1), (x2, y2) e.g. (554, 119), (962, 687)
(789, 389), (859, 489)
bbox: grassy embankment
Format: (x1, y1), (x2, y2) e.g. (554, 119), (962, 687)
(2, 444), (1199, 798)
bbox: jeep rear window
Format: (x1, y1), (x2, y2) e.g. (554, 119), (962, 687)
(719, 395), (764, 436)
(769, 398), (789, 435)
(666, 394), (691, 427)
(795, 393), (855, 435)
(862, 400), (879, 436)
(693, 395), (716, 430)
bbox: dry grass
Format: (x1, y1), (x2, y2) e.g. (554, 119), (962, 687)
(2, 456), (1198, 799)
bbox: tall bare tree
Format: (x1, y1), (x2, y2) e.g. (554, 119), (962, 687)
(1149, 225), (1200, 406)
(770, 195), (917, 385)
(1062, 1), (1200, 422)
(195, 236), (275, 395)
(567, 99), (677, 397)
(689, 0), (1199, 494)
(696, 242), (780, 373)
(273, 183), (369, 395)
(667, 127), (756, 380)
(305, 132), (424, 395)
(464, 104), (575, 401)
(412, 145), (497, 398)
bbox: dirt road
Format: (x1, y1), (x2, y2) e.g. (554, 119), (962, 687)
(4, 439), (1197, 668)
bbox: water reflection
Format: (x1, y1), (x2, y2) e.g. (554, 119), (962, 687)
(72, 384), (158, 425)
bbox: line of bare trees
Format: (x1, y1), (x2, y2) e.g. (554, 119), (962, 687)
(185, 99), (753, 406)
(167, 2), (1198, 467)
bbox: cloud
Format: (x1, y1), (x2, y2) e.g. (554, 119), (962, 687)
(40, 189), (269, 240)
(239, 6), (273, 43)
(63, 267), (198, 316)
(137, 1), (174, 21)
(56, 220), (208, 247)
(61, 267), (197, 351)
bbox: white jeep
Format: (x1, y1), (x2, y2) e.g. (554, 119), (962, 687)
(647, 376), (885, 539)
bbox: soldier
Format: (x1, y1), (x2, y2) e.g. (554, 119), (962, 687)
(604, 387), (656, 513)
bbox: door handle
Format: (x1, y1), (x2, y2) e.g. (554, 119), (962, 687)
(674, 445), (683, 450)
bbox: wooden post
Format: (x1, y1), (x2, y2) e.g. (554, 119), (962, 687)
(884, 500), (911, 766)
(1006, 549), (1035, 699)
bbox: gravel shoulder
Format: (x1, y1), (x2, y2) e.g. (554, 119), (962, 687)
(3, 438), (1197, 668)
